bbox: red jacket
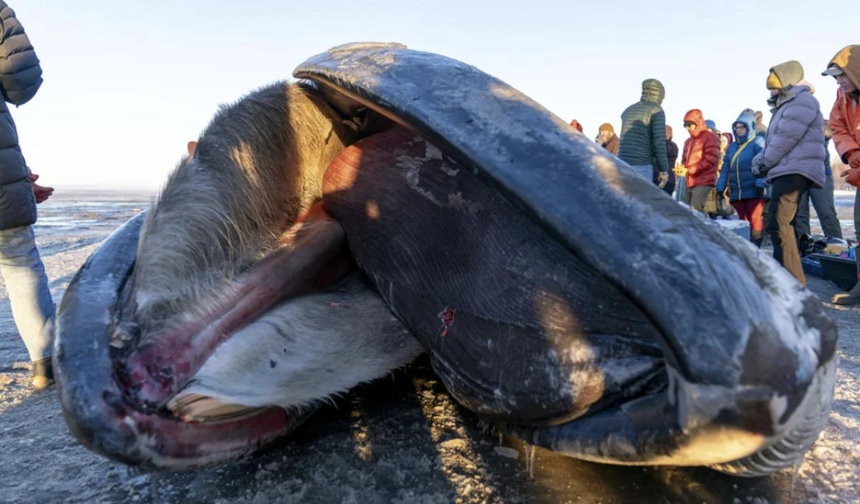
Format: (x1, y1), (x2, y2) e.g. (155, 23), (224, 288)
(682, 109), (721, 188)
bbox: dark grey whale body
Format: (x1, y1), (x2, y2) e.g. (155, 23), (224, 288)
(54, 43), (838, 476)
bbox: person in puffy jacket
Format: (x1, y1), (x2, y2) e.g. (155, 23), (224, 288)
(0, 2), (56, 389)
(716, 111), (767, 246)
(680, 109), (720, 212)
(618, 79), (669, 188)
(752, 60), (826, 285)
(823, 45), (860, 304)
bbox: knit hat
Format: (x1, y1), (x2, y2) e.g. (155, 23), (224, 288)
(598, 123), (614, 134)
(705, 119), (717, 131)
(767, 60), (804, 90)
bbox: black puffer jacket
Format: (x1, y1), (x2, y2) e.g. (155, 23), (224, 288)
(0, 2), (42, 231)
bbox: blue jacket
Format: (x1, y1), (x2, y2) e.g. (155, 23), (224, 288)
(717, 112), (767, 201)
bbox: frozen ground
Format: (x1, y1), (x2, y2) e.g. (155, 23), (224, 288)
(0, 191), (858, 504)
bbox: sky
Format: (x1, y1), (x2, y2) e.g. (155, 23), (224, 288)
(9, 1), (860, 190)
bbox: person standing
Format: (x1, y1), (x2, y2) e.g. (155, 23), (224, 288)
(597, 123), (619, 156)
(618, 79), (669, 188)
(680, 109), (721, 212)
(655, 125), (678, 196)
(716, 111), (767, 246)
(821, 45), (860, 303)
(752, 60), (826, 286)
(0, 2), (56, 388)
(794, 120), (843, 240)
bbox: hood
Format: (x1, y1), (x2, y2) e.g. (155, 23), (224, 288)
(641, 78), (665, 104)
(666, 125), (673, 141)
(767, 60), (804, 90)
(824, 45), (860, 91)
(683, 109), (707, 137)
(732, 111), (756, 143)
(797, 79), (816, 94)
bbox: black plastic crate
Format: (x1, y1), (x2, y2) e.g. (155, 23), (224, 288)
(813, 253), (858, 291)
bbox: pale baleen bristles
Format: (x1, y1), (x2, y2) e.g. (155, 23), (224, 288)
(128, 81), (358, 335)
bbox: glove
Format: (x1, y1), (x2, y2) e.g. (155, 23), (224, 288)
(751, 163), (762, 176)
(755, 186), (766, 198)
(657, 171), (669, 188)
(842, 167), (860, 187)
(848, 150), (860, 170)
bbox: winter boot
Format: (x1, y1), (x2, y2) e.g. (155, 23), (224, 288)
(751, 229), (763, 248)
(31, 357), (54, 390)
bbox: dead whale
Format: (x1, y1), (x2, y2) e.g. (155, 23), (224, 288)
(54, 43), (837, 476)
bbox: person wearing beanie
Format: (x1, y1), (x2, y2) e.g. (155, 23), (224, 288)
(751, 60), (827, 285)
(618, 79), (670, 188)
(653, 125), (678, 196)
(716, 111), (767, 246)
(597, 123), (619, 156)
(705, 119), (718, 134)
(821, 45), (860, 303)
(680, 109), (721, 213)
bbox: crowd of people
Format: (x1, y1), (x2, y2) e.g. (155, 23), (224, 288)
(572, 45), (860, 301)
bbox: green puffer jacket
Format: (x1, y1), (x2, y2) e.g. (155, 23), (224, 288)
(617, 79), (669, 173)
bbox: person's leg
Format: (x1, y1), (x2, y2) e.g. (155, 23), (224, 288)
(767, 175), (809, 284)
(630, 164), (653, 182)
(794, 188), (810, 239)
(731, 200), (750, 222)
(810, 175), (843, 239)
(663, 181), (675, 196)
(689, 186), (710, 213)
(834, 189), (860, 304)
(0, 226), (56, 386)
(749, 198), (766, 247)
(675, 177), (687, 203)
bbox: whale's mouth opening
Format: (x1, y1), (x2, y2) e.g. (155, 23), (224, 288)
(112, 209), (354, 413)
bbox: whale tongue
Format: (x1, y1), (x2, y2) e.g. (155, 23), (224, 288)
(117, 211), (354, 410)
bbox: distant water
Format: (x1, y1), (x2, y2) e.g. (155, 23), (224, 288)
(33, 189), (155, 236)
(28, 187), (858, 239)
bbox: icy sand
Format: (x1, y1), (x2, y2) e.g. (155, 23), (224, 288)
(0, 190), (858, 504)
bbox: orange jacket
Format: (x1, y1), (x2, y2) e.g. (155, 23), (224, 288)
(830, 88), (860, 162)
(826, 45), (860, 162)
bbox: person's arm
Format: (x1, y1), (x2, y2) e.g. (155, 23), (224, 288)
(829, 92), (860, 165)
(650, 110), (669, 172)
(763, 101), (818, 169)
(0, 2), (43, 105)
